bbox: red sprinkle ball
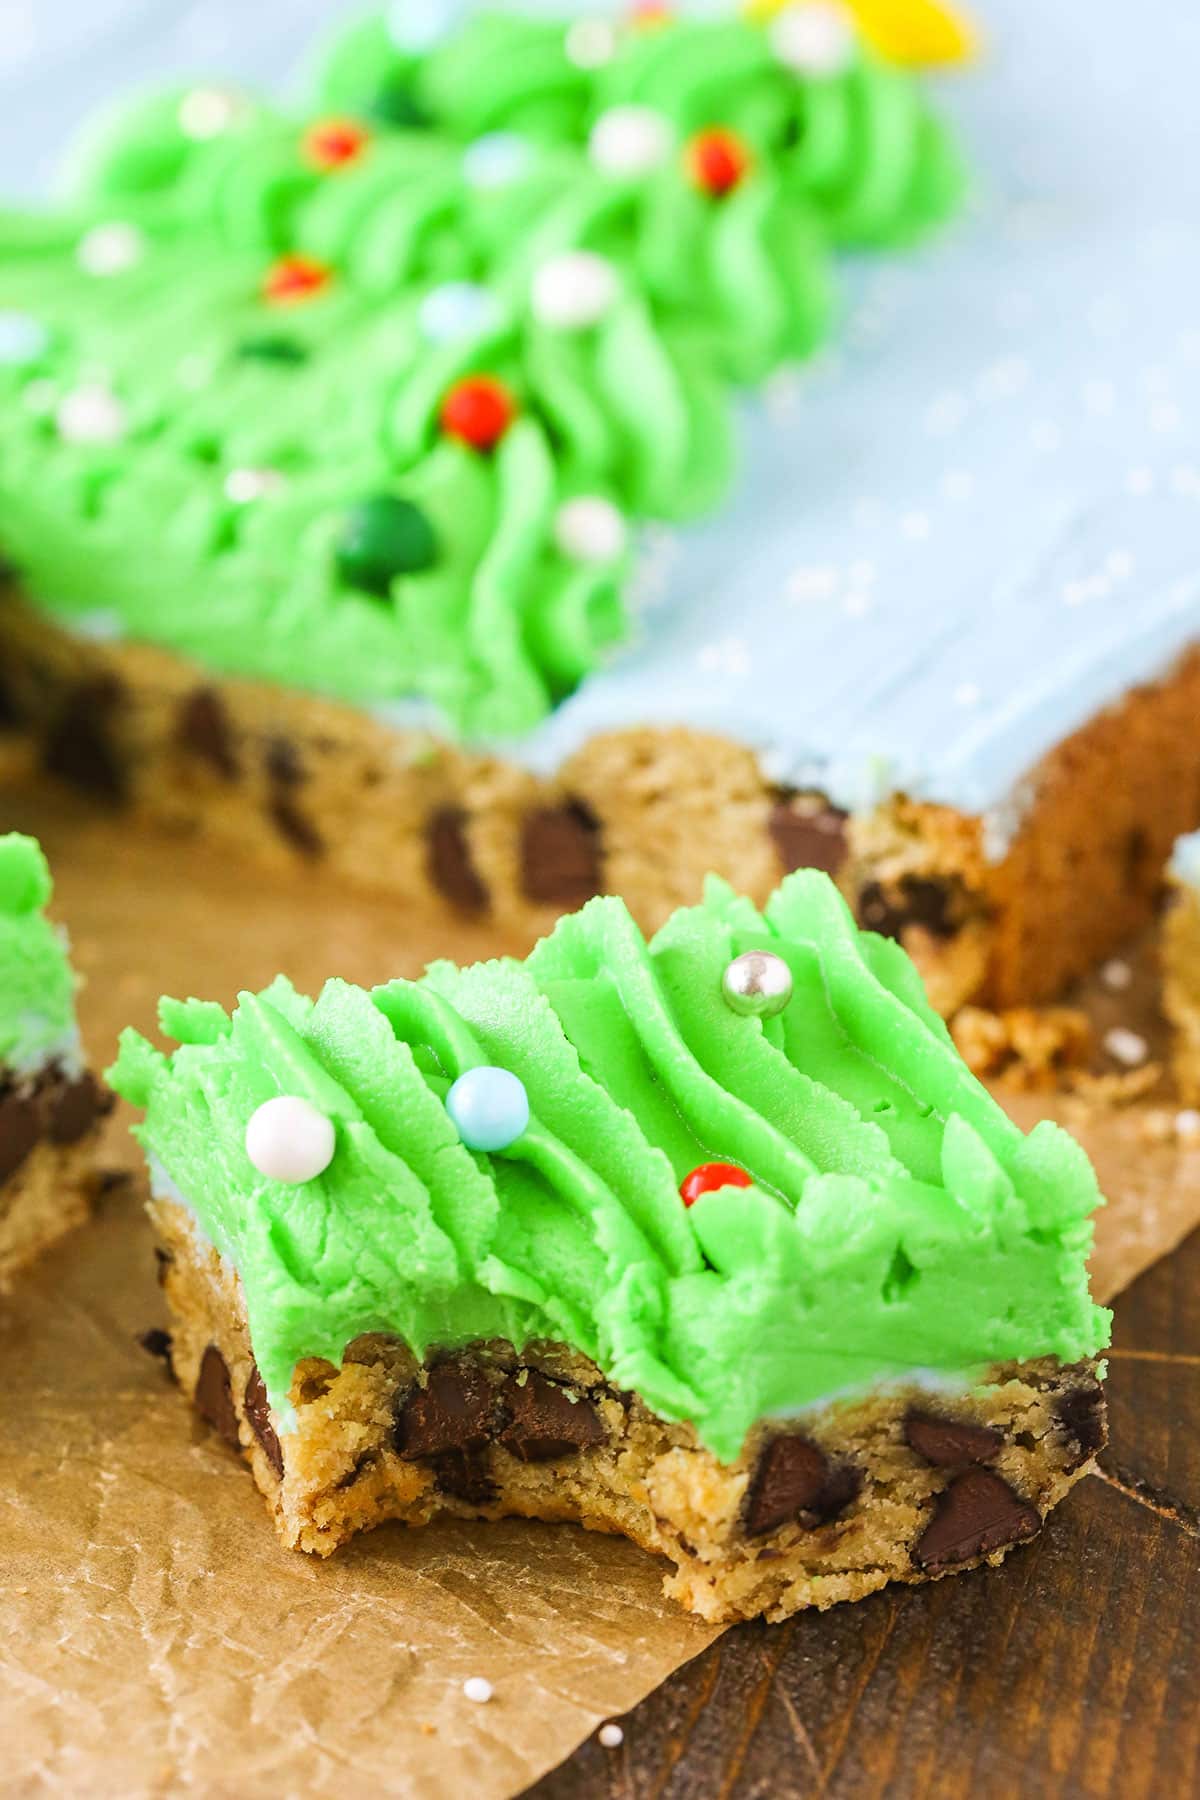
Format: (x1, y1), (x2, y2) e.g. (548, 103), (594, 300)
(680, 1162), (754, 1207)
(303, 116), (370, 171)
(262, 253), (332, 306)
(440, 375), (518, 452)
(685, 127), (753, 199)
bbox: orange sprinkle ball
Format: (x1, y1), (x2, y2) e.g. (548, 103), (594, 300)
(685, 127), (753, 198)
(679, 1162), (753, 1207)
(440, 375), (518, 452)
(303, 116), (370, 171)
(629, 1), (674, 28)
(262, 254), (332, 305)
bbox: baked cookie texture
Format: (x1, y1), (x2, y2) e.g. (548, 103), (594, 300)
(1164, 835), (1200, 1106)
(0, 833), (110, 1283)
(4, 599), (1198, 1015)
(111, 870), (1110, 1618)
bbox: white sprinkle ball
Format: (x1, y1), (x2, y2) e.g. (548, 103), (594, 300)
(1100, 958), (1132, 992)
(566, 17), (616, 68)
(555, 495), (628, 563)
(1103, 1027), (1149, 1068)
(768, 4), (857, 77)
(178, 87), (242, 139)
(589, 106), (673, 179)
(598, 1723), (625, 1748)
(462, 1676), (493, 1704)
(56, 385), (127, 444)
(78, 221), (145, 277)
(531, 251), (620, 331)
(224, 467), (285, 504)
(245, 1095), (336, 1184)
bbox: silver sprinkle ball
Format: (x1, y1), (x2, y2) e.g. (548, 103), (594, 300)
(721, 950), (793, 1019)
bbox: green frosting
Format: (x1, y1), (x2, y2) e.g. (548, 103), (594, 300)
(0, 6), (960, 738)
(318, 7), (966, 247)
(0, 834), (80, 1075)
(110, 872), (1109, 1462)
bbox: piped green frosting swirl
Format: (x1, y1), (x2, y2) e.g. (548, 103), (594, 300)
(110, 872), (1109, 1462)
(0, 6), (960, 737)
(0, 834), (80, 1075)
(317, 7), (966, 246)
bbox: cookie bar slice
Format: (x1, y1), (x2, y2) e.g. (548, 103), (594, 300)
(1164, 833), (1200, 1106)
(111, 870), (1109, 1621)
(0, 833), (111, 1282)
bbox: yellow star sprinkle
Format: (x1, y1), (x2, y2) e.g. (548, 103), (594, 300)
(745, 0), (980, 68)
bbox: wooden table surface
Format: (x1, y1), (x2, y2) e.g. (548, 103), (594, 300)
(532, 1223), (1200, 1800)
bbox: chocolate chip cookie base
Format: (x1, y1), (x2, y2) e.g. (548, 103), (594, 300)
(154, 1198), (1106, 1622)
(1164, 879), (1200, 1105)
(0, 1065), (111, 1284)
(5, 594), (1197, 1013)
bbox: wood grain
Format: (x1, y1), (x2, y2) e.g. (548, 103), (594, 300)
(533, 1228), (1200, 1800)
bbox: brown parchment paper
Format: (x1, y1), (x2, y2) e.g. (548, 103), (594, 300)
(3, 797), (1199, 1800)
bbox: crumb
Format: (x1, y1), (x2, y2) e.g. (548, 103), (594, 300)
(1069, 1063), (1162, 1106)
(463, 1677), (493, 1705)
(598, 1723), (625, 1748)
(419, 1723), (437, 1737)
(1100, 958), (1132, 991)
(952, 1003), (1090, 1089)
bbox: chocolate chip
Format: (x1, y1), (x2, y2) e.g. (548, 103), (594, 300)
(432, 1450), (496, 1506)
(426, 806), (489, 914)
(263, 737), (324, 856)
(0, 1088), (39, 1182)
(769, 798), (849, 877)
(745, 1434), (860, 1537)
(395, 1358), (496, 1460)
(194, 1344), (241, 1451)
(912, 1468), (1041, 1573)
(244, 1364), (284, 1478)
(138, 1327), (173, 1364)
(904, 1410), (1004, 1468)
(176, 687), (239, 780)
(521, 800), (602, 908)
(498, 1370), (606, 1463)
(1054, 1381), (1107, 1470)
(154, 1246), (174, 1286)
(42, 676), (127, 805)
(264, 736), (304, 786)
(268, 792), (325, 858)
(45, 1071), (110, 1145)
(859, 876), (957, 942)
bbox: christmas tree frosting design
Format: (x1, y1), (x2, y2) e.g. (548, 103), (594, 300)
(0, 4), (963, 739)
(111, 870), (1108, 1461)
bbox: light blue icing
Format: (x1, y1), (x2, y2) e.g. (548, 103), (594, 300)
(510, 0), (1200, 844)
(1172, 833), (1200, 891)
(1, 0), (1197, 849)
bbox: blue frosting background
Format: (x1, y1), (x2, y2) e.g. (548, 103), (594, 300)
(3, 2), (1198, 834)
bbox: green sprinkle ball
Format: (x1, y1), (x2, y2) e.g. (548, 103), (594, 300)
(337, 495), (439, 596)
